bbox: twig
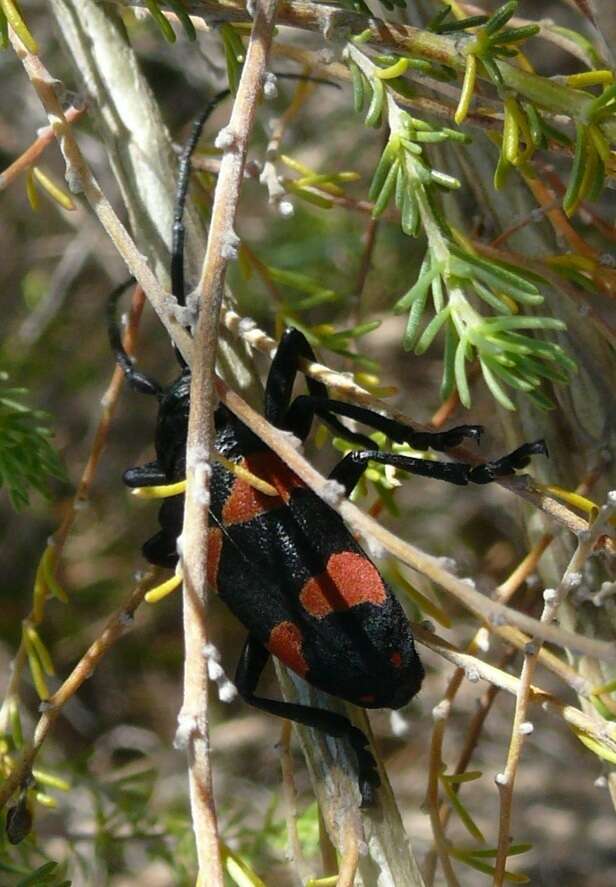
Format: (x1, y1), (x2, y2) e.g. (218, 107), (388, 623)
(178, 2), (280, 882)
(492, 493), (616, 886)
(16, 234), (90, 348)
(56, 285), (147, 551)
(412, 624), (551, 702)
(423, 459), (608, 884)
(0, 104), (86, 190)
(318, 807), (338, 879)
(168, 1), (616, 139)
(418, 623), (616, 743)
(279, 720), (310, 883)
(0, 284), (146, 752)
(337, 819), (360, 887)
(8, 30), (193, 362)
(352, 207), (380, 326)
(0, 570), (158, 810)
(260, 71), (315, 209)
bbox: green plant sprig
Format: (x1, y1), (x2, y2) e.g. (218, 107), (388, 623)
(453, 1), (540, 124)
(0, 373), (66, 510)
(346, 42), (467, 232)
(392, 245), (575, 410)
(561, 83), (616, 216)
(0, 0), (38, 53)
(142, 0), (195, 43)
(337, 0), (407, 15)
(345, 39), (576, 410)
(219, 22), (245, 94)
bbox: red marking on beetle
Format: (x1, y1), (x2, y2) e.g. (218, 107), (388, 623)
(221, 453), (305, 526)
(207, 527), (223, 590)
(244, 451), (305, 503)
(267, 621), (309, 677)
(359, 694), (376, 705)
(390, 651), (402, 668)
(299, 551), (387, 618)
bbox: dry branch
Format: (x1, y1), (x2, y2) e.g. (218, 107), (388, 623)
(178, 1), (280, 881)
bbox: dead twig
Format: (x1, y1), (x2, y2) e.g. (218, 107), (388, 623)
(178, 2), (280, 882)
(493, 494), (616, 886)
(0, 570), (159, 810)
(0, 103), (86, 191)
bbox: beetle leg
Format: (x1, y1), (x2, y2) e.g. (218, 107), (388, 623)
(268, 328), (483, 450)
(123, 463), (182, 568)
(266, 329), (378, 445)
(123, 462), (167, 488)
(287, 394), (484, 452)
(142, 530), (180, 568)
(235, 635), (380, 807)
(265, 329), (328, 435)
(330, 440), (548, 496)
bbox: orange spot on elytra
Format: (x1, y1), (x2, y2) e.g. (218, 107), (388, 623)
(207, 527), (223, 590)
(267, 621), (309, 678)
(299, 552), (387, 618)
(390, 651), (402, 668)
(221, 453), (305, 526)
(244, 451), (305, 502)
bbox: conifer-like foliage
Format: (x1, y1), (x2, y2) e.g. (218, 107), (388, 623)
(1, 2), (615, 885)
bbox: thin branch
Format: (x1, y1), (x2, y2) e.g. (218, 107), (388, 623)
(457, 1), (608, 66)
(0, 570), (158, 810)
(414, 623), (616, 757)
(0, 284), (146, 754)
(279, 720), (310, 883)
(423, 459), (609, 884)
(0, 103), (86, 190)
(178, 1), (280, 882)
(492, 493), (616, 886)
(8, 30), (193, 362)
(164, 0), (616, 140)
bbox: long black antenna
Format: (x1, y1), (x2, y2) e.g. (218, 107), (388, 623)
(107, 278), (162, 397)
(171, 89), (231, 308)
(169, 77), (340, 308)
(169, 77), (340, 368)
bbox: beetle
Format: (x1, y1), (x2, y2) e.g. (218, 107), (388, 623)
(108, 92), (547, 806)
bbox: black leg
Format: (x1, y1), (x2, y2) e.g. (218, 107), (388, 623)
(235, 635), (380, 807)
(107, 278), (163, 397)
(265, 328), (329, 436)
(266, 329), (482, 449)
(267, 329), (401, 446)
(329, 440), (548, 496)
(123, 462), (167, 488)
(142, 529), (180, 569)
(286, 394), (484, 452)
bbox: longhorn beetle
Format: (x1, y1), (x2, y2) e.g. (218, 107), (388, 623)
(109, 91), (547, 806)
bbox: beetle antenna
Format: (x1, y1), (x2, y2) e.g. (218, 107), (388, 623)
(170, 76), (340, 369)
(107, 278), (163, 397)
(171, 75), (340, 310)
(171, 89), (231, 310)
